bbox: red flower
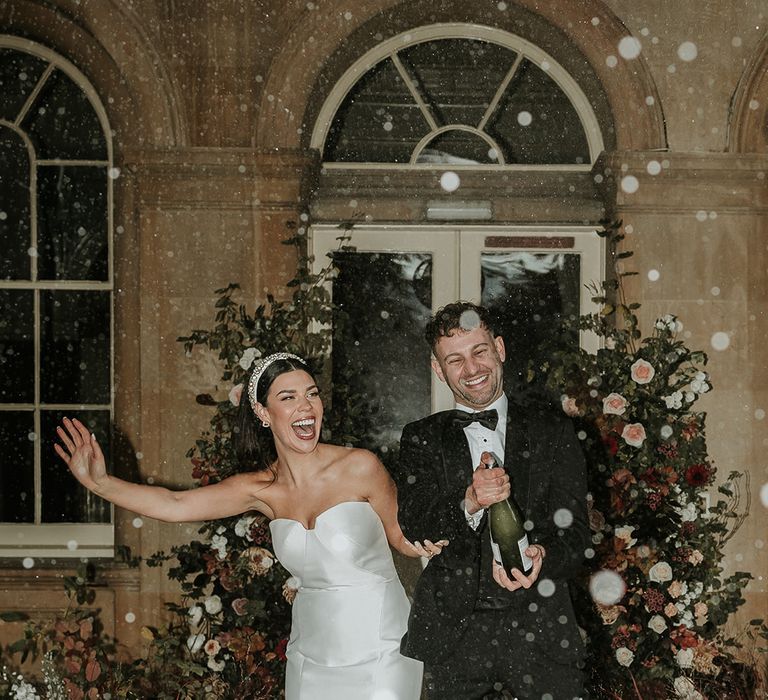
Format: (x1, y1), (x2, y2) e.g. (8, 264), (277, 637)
(275, 637), (288, 661)
(602, 434), (619, 456)
(643, 587), (666, 612)
(684, 463), (711, 487)
(646, 491), (663, 511)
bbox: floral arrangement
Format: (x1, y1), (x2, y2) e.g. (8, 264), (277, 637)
(537, 222), (766, 698)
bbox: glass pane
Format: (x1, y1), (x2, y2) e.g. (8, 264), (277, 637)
(480, 252), (580, 388)
(37, 165), (108, 281)
(0, 48), (49, 122)
(0, 290), (34, 403)
(416, 130), (498, 164)
(325, 58), (429, 163)
(486, 59), (590, 164)
(21, 68), (107, 160)
(41, 409), (111, 523)
(398, 39), (515, 127)
(330, 251), (432, 451)
(40, 290), (111, 405)
(0, 127), (32, 280)
(0, 411), (35, 523)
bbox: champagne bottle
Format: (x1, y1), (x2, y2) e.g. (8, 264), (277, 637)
(486, 451), (533, 575)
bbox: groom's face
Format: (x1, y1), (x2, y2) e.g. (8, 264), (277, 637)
(431, 324), (506, 409)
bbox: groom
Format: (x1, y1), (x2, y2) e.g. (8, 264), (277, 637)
(392, 301), (589, 699)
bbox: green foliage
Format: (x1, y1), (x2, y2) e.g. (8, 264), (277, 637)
(532, 221), (767, 699)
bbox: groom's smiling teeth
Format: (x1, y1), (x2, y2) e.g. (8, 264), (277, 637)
(292, 418), (316, 438)
(463, 375), (488, 387)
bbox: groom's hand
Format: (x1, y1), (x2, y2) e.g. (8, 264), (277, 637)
(492, 544), (546, 591)
(465, 455), (510, 514)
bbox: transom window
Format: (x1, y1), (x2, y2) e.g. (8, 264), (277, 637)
(0, 38), (113, 558)
(313, 26), (604, 167)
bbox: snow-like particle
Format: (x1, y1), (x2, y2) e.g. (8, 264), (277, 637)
(711, 286), (721, 296)
(710, 332), (730, 351)
(645, 95), (655, 106)
(380, 310), (390, 320)
(621, 175), (639, 194)
(646, 160), (661, 176)
(755, 408), (765, 420)
(132, 517), (144, 529)
(591, 17), (600, 26)
(732, 36), (743, 47)
(678, 42), (698, 62)
(27, 432), (37, 441)
(756, 539), (765, 550)
(487, 148), (498, 161)
(343, 11), (352, 20)
(618, 36), (642, 60)
(695, 210), (708, 222)
(554, 508), (573, 528)
(440, 171), (460, 193)
(760, 483), (768, 508)
(606, 55), (618, 68)
(108, 167), (121, 179)
(749, 99), (760, 111)
(589, 569), (626, 605)
(517, 111), (532, 127)
(125, 611), (136, 623)
(67, 540), (78, 551)
(648, 269), (660, 282)
(537, 578), (556, 597)
(497, 1), (508, 9)
(0, 211), (6, 220)
(382, 121), (393, 132)
(22, 557), (34, 569)
(28, 246), (38, 258)
(540, 60), (550, 72)
(459, 309), (481, 330)
(660, 425), (673, 439)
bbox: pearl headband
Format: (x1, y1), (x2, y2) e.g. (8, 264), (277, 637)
(247, 352), (306, 411)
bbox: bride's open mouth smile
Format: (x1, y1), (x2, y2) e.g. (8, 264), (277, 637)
(292, 417), (317, 440)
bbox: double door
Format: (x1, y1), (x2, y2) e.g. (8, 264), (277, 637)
(310, 225), (603, 449)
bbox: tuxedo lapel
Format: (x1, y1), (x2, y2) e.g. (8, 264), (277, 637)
(440, 416), (474, 489)
(504, 405), (532, 515)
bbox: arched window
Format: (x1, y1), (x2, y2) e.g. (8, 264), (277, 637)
(0, 38), (113, 558)
(312, 25), (604, 167)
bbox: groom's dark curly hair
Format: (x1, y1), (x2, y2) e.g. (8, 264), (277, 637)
(424, 301), (500, 351)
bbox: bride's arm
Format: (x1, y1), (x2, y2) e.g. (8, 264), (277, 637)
(354, 451), (447, 559)
(55, 417), (270, 523)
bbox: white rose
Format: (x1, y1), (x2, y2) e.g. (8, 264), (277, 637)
(649, 561), (673, 583)
(211, 534), (228, 560)
(676, 647), (694, 669)
(679, 502), (698, 523)
(238, 347), (260, 370)
(614, 525), (637, 548)
(235, 515), (256, 540)
(186, 633), (205, 654)
(204, 595), (222, 615)
(648, 615), (667, 634)
(187, 604), (203, 627)
(615, 646), (634, 667)
(207, 657), (226, 672)
(674, 676), (704, 700)
(663, 391), (683, 409)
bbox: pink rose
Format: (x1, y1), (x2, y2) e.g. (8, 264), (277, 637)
(229, 383), (243, 406)
(561, 395), (579, 417)
(603, 392), (628, 416)
(203, 639), (221, 656)
(231, 598), (249, 616)
(630, 359), (655, 384)
(688, 549), (703, 565)
(664, 602), (678, 618)
(694, 602), (708, 624)
(621, 422), (646, 447)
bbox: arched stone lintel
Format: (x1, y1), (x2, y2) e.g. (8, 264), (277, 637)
(728, 34), (768, 153)
(256, 0), (666, 153)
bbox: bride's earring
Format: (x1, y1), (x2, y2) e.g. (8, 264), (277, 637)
(262, 420), (270, 428)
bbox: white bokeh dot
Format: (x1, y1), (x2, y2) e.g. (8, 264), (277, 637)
(749, 99), (760, 111)
(678, 41), (698, 61)
(711, 286), (721, 296)
(711, 332), (730, 351)
(125, 611), (136, 623)
(67, 540), (78, 551)
(646, 160), (661, 176)
(732, 36), (743, 48)
(382, 121), (393, 132)
(606, 55), (618, 68)
(760, 483), (768, 508)
(695, 210), (708, 222)
(537, 578), (556, 597)
(621, 175), (639, 194)
(755, 408), (765, 420)
(132, 517), (144, 529)
(645, 95), (655, 106)
(589, 569), (626, 605)
(618, 36), (642, 59)
(648, 269), (660, 281)
(108, 167), (121, 179)
(660, 425), (673, 439)
(517, 111), (532, 127)
(22, 557), (34, 569)
(554, 508), (573, 528)
(440, 171), (461, 192)
(591, 17), (600, 26)
(497, 1), (507, 9)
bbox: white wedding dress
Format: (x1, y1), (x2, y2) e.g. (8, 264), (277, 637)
(270, 500), (423, 700)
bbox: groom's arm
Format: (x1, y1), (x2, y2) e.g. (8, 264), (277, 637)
(392, 421), (482, 554)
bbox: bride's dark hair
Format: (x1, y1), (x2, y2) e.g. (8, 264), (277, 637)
(234, 355), (314, 472)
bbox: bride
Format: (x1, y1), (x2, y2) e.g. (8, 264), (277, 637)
(55, 352), (447, 700)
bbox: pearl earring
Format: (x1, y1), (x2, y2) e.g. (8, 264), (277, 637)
(262, 421), (270, 428)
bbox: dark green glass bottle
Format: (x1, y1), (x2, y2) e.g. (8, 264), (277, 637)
(487, 451), (532, 575)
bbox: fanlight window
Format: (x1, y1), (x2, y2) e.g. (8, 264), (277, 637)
(323, 37), (592, 165)
(0, 40), (113, 556)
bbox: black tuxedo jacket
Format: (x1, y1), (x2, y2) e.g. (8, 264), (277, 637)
(392, 398), (589, 665)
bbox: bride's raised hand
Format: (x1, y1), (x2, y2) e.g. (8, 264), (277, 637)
(408, 538), (449, 559)
(54, 417), (108, 492)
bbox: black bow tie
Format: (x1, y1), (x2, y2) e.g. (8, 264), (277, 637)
(450, 408), (499, 431)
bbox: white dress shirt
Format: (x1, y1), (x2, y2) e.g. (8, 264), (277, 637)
(458, 394), (508, 529)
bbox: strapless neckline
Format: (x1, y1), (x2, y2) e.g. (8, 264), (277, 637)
(269, 499), (371, 531)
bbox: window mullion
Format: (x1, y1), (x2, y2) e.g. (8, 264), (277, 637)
(14, 62), (54, 128)
(477, 53), (524, 132)
(390, 53), (438, 131)
(33, 288), (41, 525)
